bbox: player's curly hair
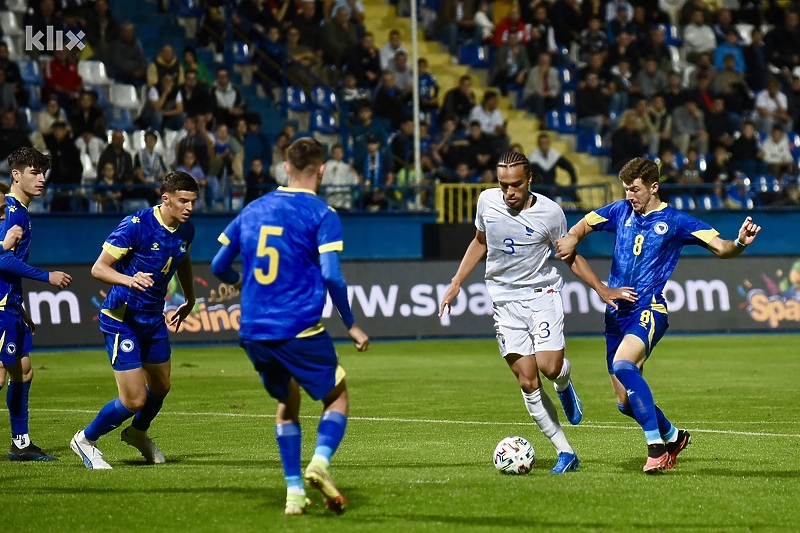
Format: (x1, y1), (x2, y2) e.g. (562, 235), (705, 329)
(619, 157), (659, 186)
(161, 171), (200, 194)
(7, 147), (50, 174)
(286, 138), (325, 173)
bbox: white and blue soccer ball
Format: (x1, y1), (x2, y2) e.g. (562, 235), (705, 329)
(493, 436), (535, 475)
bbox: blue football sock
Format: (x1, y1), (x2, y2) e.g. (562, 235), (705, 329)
(620, 401), (677, 442)
(132, 388), (167, 432)
(7, 381), (31, 436)
(276, 423), (303, 490)
(84, 398), (136, 442)
(612, 361), (662, 445)
(313, 411), (348, 465)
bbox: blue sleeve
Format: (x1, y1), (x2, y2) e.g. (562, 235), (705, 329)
(102, 215), (139, 260)
(0, 253), (48, 282)
(317, 208), (344, 254)
(212, 216), (241, 284)
(675, 211), (719, 249)
(321, 251), (355, 328)
(584, 200), (626, 233)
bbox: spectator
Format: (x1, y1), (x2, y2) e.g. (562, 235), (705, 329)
(253, 25), (285, 93)
(579, 52), (612, 90)
(0, 110), (32, 173)
(579, 17), (610, 63)
(522, 52), (560, 121)
(436, 0), (476, 59)
(452, 161), (481, 184)
(211, 68), (247, 127)
(526, 4), (557, 61)
(609, 59), (634, 115)
(69, 90), (105, 139)
(676, 148), (704, 195)
(762, 125), (797, 177)
(330, 0), (366, 30)
(84, 0), (120, 63)
(242, 114), (271, 176)
(672, 98), (708, 155)
(345, 32), (382, 88)
(360, 134), (394, 211)
(690, 72), (715, 115)
(339, 72), (370, 123)
(704, 146), (736, 187)
(390, 118), (414, 175)
(663, 71), (687, 113)
(658, 147), (679, 185)
(43, 49), (81, 112)
(294, 0), (324, 51)
(24, 0), (65, 57)
(176, 150), (208, 205)
(321, 6), (359, 69)
(387, 50), (414, 95)
(730, 120), (767, 178)
(0, 43), (25, 108)
(466, 120), (495, 180)
(580, 0), (605, 26)
(181, 46), (212, 85)
(611, 113), (646, 172)
(528, 132), (578, 199)
(285, 26), (329, 92)
(468, 90), (509, 155)
(683, 10), (716, 63)
(440, 75), (476, 129)
(374, 71), (409, 129)
(607, 4), (636, 45)
(236, 0), (278, 42)
(493, 4), (530, 48)
(97, 130), (134, 185)
(244, 157), (277, 205)
(351, 103), (389, 167)
(576, 72), (609, 134)
(197, 1), (227, 55)
(108, 23), (148, 86)
(93, 162), (123, 213)
(45, 121), (84, 212)
(551, 0), (583, 49)
(788, 75), (800, 131)
(75, 131), (106, 180)
(146, 45), (185, 88)
(642, 26), (672, 73)
(321, 144), (359, 210)
(418, 58), (440, 115)
(630, 57), (667, 103)
(0, 69), (17, 112)
(180, 70), (214, 118)
(141, 74), (185, 132)
(705, 98), (736, 152)
(607, 31), (639, 72)
(712, 54), (752, 114)
(490, 32), (530, 96)
(474, 0), (495, 43)
(744, 27), (769, 93)
(644, 94), (672, 154)
(714, 30), (745, 73)
(379, 29), (407, 71)
(132, 130), (167, 206)
(686, 53), (717, 89)
(712, 9), (740, 44)
(36, 97), (69, 138)
(764, 11), (800, 72)
(754, 78), (793, 133)
(432, 117), (469, 169)
(270, 132), (291, 186)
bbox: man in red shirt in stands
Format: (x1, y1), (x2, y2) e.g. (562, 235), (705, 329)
(43, 49), (83, 114)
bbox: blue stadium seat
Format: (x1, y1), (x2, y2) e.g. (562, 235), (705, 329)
(576, 127), (594, 153)
(674, 151), (688, 168)
(697, 154), (707, 172)
(753, 175), (781, 194)
(557, 111), (576, 134)
(175, 0), (204, 18)
(232, 41), (252, 65)
(310, 109), (339, 135)
(105, 106), (136, 132)
(284, 86), (309, 112)
(19, 60), (43, 86)
(726, 177), (755, 209)
(26, 85), (43, 111)
(697, 194), (723, 210)
(459, 44), (491, 69)
(672, 194), (695, 211)
(18, 107), (35, 133)
(660, 24), (682, 47)
(561, 90), (576, 111)
(545, 110), (560, 131)
(559, 67), (578, 90)
(311, 86), (338, 112)
(89, 85), (109, 109)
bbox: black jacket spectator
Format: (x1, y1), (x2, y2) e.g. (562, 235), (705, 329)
(70, 92), (106, 139)
(180, 73), (214, 117)
(611, 119), (646, 172)
(344, 34), (382, 88)
(0, 111), (31, 162)
(440, 78), (476, 129)
(45, 123), (84, 212)
(98, 134), (134, 184)
(764, 12), (800, 71)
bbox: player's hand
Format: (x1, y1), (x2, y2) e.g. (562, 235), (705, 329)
(348, 324), (369, 352)
(168, 299), (194, 332)
(2, 225), (23, 251)
(128, 271), (154, 291)
(438, 281), (461, 317)
(48, 271), (72, 290)
(555, 234), (579, 260)
(598, 286), (638, 310)
(737, 216), (761, 246)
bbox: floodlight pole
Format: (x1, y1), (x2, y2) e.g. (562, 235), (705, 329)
(410, 0), (422, 207)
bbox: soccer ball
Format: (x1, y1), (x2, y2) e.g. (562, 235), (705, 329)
(493, 436), (535, 475)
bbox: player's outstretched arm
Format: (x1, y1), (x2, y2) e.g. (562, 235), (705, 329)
(706, 216), (762, 259)
(0, 247), (71, 288)
(562, 253), (637, 310)
(555, 219), (594, 260)
(169, 255), (196, 332)
(439, 230), (487, 317)
(91, 250), (153, 291)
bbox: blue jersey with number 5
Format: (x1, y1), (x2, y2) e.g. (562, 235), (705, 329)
(585, 200), (718, 312)
(218, 187), (344, 340)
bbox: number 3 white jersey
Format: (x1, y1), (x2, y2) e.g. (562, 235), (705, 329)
(475, 189), (566, 303)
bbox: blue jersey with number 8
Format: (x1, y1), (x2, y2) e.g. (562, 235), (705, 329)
(218, 187), (344, 340)
(585, 200), (718, 313)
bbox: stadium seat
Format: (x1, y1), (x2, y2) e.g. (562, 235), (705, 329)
(557, 111), (576, 134)
(672, 194), (695, 211)
(561, 90), (576, 111)
(5, 0), (27, 13)
(78, 61), (113, 86)
(18, 107), (35, 133)
(130, 129), (167, 154)
(310, 109), (338, 135)
(0, 12), (23, 37)
(109, 83), (142, 110)
(735, 23), (755, 45)
(661, 24), (682, 47)
(545, 110), (560, 131)
(459, 43), (491, 69)
(232, 41), (251, 65)
(26, 85), (43, 111)
(674, 151), (688, 167)
(175, 0), (205, 18)
(105, 107), (136, 133)
(697, 194), (723, 210)
(576, 127), (594, 153)
(311, 86), (338, 113)
(88, 85), (109, 109)
(19, 60), (43, 86)
(697, 154), (707, 173)
(559, 67), (578, 90)
(284, 86), (309, 112)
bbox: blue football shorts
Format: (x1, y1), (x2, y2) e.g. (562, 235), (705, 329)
(241, 331), (345, 401)
(99, 311), (171, 372)
(0, 311), (33, 366)
(604, 307), (669, 374)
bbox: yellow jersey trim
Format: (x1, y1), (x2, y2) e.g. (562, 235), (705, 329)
(7, 193), (29, 209)
(278, 186), (316, 195)
(296, 323), (325, 338)
(111, 333), (120, 365)
(335, 364), (346, 386)
(0, 293), (7, 310)
(584, 211), (608, 226)
(650, 296), (668, 315)
(154, 206), (179, 233)
(691, 228), (720, 244)
(318, 241), (344, 254)
(218, 233), (231, 246)
(641, 202), (669, 216)
(100, 303), (127, 322)
(102, 242), (129, 260)
(0, 331), (5, 351)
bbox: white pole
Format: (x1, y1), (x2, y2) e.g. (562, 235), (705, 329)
(410, 0), (422, 207)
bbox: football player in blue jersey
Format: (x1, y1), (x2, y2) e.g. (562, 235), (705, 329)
(555, 157), (761, 473)
(71, 171), (199, 470)
(0, 148), (72, 461)
(211, 138), (369, 516)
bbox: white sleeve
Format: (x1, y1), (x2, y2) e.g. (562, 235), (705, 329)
(475, 193), (486, 232)
(148, 87), (159, 102)
(549, 204), (568, 247)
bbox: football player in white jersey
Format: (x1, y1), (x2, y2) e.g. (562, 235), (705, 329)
(439, 152), (617, 473)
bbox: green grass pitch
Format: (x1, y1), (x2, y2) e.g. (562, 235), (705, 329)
(2, 335), (799, 532)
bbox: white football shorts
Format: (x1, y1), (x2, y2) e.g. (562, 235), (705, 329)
(493, 288), (565, 357)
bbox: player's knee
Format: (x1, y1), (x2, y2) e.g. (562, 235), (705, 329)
(617, 402), (635, 419)
(517, 375), (540, 393)
(121, 394), (147, 412)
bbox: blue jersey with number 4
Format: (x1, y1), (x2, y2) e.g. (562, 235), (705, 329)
(0, 194), (37, 314)
(218, 187), (344, 341)
(585, 200), (718, 312)
(100, 207), (194, 318)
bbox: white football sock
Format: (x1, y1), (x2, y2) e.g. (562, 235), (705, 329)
(12, 433), (30, 449)
(552, 358), (572, 392)
(521, 389), (573, 454)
